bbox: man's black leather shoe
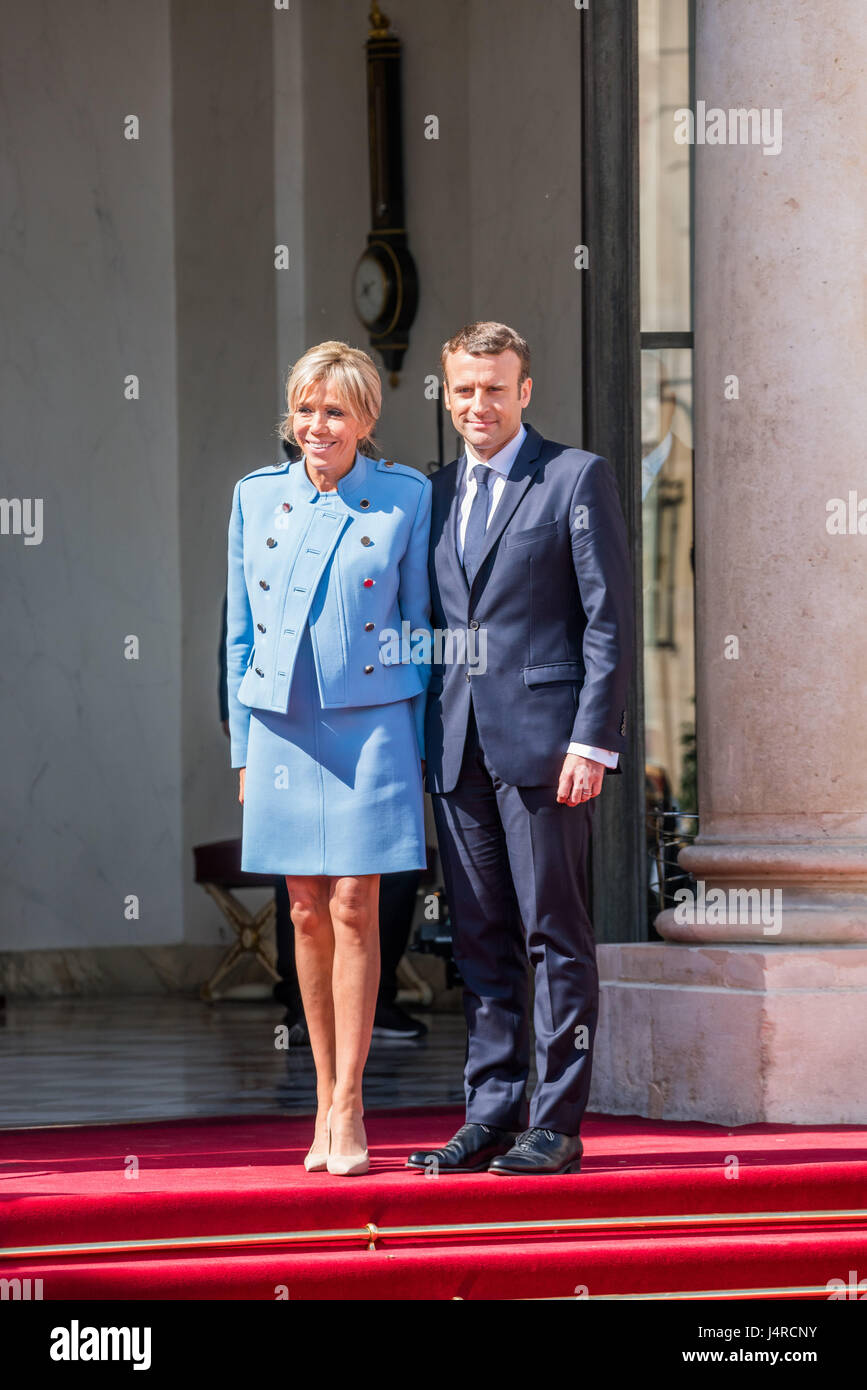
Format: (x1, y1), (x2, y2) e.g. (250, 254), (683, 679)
(406, 1122), (517, 1173)
(488, 1128), (583, 1175)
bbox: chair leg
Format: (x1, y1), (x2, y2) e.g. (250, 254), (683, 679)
(200, 886), (278, 1000)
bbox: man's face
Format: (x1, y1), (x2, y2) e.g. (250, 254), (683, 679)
(443, 349), (532, 460)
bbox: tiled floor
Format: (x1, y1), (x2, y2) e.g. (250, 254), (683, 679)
(0, 997), (472, 1128)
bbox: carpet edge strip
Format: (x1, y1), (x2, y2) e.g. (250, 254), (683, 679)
(3, 1205), (867, 1260)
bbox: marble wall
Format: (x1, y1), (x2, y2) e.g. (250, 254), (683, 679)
(0, 0), (183, 953)
(465, 0), (583, 443)
(172, 1), (283, 945)
(296, 0), (471, 471)
(294, 0), (584, 468)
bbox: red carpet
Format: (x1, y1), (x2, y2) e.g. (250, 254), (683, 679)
(2, 1107), (866, 1299)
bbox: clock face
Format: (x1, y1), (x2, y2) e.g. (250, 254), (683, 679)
(353, 251), (389, 328)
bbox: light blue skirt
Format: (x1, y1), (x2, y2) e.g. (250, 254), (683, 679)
(240, 623), (426, 876)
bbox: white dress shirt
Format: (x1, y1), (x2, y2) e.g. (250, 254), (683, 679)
(458, 425), (619, 770)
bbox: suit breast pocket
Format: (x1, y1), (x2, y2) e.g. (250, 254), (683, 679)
(503, 520), (559, 548)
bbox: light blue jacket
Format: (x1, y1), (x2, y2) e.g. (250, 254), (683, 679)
(226, 450), (432, 768)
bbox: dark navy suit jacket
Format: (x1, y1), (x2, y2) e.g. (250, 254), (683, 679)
(425, 422), (634, 794)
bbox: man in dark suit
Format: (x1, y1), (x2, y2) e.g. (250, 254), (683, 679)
(407, 321), (633, 1175)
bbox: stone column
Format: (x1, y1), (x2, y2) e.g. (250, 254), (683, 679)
(591, 0), (867, 1123)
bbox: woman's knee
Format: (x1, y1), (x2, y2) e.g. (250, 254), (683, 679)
(286, 877), (330, 934)
(330, 876), (378, 937)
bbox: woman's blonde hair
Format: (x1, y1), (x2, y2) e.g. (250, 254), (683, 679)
(277, 341), (382, 457)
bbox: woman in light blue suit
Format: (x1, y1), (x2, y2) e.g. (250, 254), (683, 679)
(226, 341), (432, 1175)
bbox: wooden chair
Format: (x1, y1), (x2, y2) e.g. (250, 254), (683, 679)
(192, 838), (280, 1001)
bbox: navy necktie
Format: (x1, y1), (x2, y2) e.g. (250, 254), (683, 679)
(462, 464), (492, 584)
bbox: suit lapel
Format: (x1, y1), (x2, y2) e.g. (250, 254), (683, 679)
(469, 424), (545, 587)
(439, 424), (545, 600)
(444, 454), (469, 596)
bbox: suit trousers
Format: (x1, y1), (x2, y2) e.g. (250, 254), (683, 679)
(431, 701), (598, 1134)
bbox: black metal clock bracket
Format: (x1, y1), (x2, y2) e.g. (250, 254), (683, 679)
(352, 3), (419, 387)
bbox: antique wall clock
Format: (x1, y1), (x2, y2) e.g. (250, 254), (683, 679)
(352, 3), (419, 385)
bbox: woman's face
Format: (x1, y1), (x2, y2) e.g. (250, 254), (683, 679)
(293, 379), (367, 478)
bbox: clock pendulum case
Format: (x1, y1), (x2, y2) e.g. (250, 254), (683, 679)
(352, 3), (419, 386)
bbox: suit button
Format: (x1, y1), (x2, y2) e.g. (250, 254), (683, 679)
(466, 672), (471, 682)
(255, 667), (264, 677)
(282, 502), (292, 512)
(257, 623), (266, 633)
(361, 536), (372, 546)
(364, 665), (374, 674)
(360, 498), (370, 509)
(266, 537), (277, 548)
(469, 619), (480, 629)
(364, 622), (375, 632)
(259, 579), (270, 590)
(363, 578), (374, 587)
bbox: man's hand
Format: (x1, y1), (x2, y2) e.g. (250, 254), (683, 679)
(238, 767), (245, 805)
(557, 753), (605, 806)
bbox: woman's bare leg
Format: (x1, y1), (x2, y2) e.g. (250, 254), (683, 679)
(286, 874), (335, 1152)
(329, 873), (381, 1155)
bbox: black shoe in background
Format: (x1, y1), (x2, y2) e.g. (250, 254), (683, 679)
(371, 1002), (428, 1040)
(282, 1009), (309, 1047)
(273, 978), (298, 1008)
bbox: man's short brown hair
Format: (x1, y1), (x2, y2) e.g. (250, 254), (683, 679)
(441, 321), (531, 387)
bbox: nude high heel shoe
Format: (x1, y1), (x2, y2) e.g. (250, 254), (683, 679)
(303, 1110), (329, 1172)
(326, 1106), (370, 1177)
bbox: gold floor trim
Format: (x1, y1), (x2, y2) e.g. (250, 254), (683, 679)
(534, 1283), (838, 1301)
(4, 1206), (866, 1261)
